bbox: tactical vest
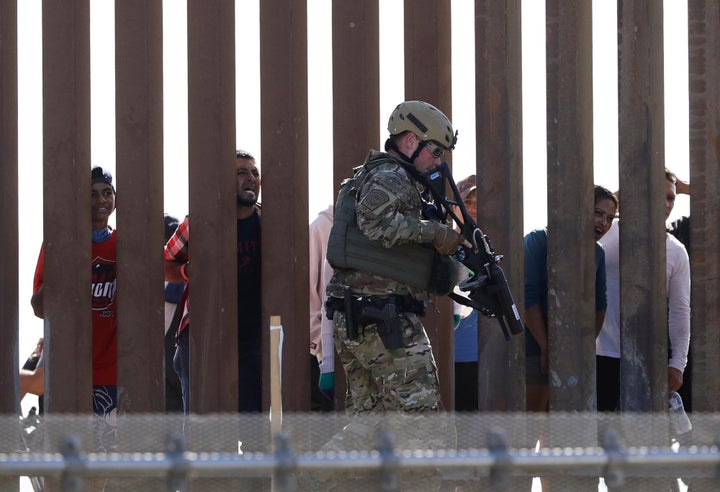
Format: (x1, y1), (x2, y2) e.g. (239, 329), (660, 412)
(326, 156), (457, 295)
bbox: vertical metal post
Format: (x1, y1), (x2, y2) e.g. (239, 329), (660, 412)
(42, 0), (92, 414)
(260, 0), (310, 411)
(0, 0), (19, 417)
(332, 0), (380, 179)
(331, 0), (380, 190)
(475, 0), (526, 412)
(0, 8), (23, 485)
(403, 0), (454, 410)
(187, 0), (238, 413)
(272, 433), (296, 492)
(545, 0), (596, 412)
(617, 0), (667, 414)
(115, 0), (165, 413)
(544, 6), (599, 489)
(377, 432), (399, 491)
(687, 0), (720, 412)
(331, 0), (381, 411)
(61, 436), (84, 492)
(166, 434), (189, 492)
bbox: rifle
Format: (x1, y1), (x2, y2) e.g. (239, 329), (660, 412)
(415, 162), (525, 341)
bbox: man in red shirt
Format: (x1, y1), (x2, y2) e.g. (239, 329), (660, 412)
(31, 166), (119, 451)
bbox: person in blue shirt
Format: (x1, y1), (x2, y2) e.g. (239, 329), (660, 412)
(454, 308), (479, 411)
(452, 175), (481, 411)
(524, 185), (617, 412)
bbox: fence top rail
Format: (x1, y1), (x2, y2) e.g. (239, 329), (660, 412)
(0, 442), (719, 478)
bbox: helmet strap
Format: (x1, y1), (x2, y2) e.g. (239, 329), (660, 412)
(408, 141), (426, 162)
(385, 136), (424, 164)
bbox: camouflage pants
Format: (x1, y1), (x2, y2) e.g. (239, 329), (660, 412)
(298, 314), (451, 492)
(333, 310), (442, 414)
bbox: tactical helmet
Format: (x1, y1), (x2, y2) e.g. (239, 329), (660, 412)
(387, 100), (457, 151)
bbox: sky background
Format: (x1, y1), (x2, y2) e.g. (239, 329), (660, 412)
(16, 0), (690, 410)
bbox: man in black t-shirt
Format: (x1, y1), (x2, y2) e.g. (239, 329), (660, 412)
(164, 150), (263, 413)
(235, 153), (262, 411)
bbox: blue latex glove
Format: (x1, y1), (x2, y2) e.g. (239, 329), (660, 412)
(318, 372), (335, 402)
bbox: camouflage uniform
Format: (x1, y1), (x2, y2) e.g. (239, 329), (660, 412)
(327, 149), (442, 415)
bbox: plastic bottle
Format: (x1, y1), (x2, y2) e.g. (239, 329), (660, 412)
(668, 391), (692, 435)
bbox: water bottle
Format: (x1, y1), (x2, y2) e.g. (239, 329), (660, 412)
(668, 391), (692, 435)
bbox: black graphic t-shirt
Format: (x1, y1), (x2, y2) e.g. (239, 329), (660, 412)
(237, 210), (261, 348)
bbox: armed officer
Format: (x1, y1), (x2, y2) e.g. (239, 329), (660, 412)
(325, 100), (469, 415)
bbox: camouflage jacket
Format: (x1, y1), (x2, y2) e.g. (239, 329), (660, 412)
(327, 150), (436, 300)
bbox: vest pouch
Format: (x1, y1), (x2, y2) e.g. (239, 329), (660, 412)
(326, 176), (361, 271)
(326, 219), (349, 269)
(326, 157), (447, 293)
(328, 224), (435, 290)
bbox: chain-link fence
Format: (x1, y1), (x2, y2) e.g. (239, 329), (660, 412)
(1, 412), (718, 491)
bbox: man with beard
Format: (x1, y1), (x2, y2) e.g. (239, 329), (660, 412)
(165, 150), (262, 413)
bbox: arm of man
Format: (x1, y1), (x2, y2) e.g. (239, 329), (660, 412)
(20, 338), (44, 399)
(595, 310), (606, 338)
(318, 259), (336, 400)
(524, 230), (549, 373)
(309, 213), (332, 356)
(355, 169), (422, 246)
(30, 285), (44, 319)
(356, 168), (464, 252)
(164, 259), (186, 283)
(30, 246), (45, 318)
(668, 368), (683, 393)
(525, 304), (548, 374)
(20, 365), (44, 400)
(667, 237), (691, 392)
(164, 216), (190, 282)
(675, 178), (690, 196)
(595, 245), (608, 338)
